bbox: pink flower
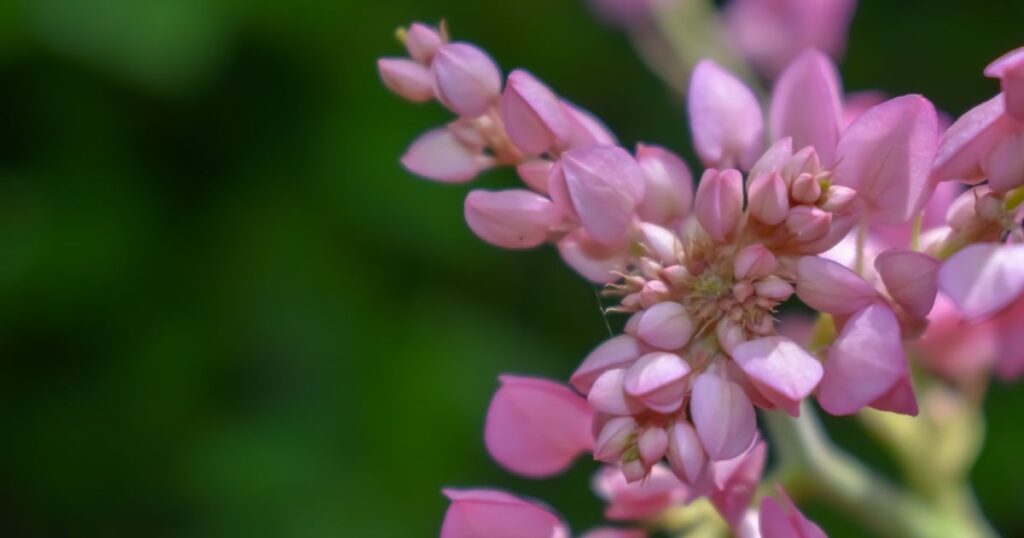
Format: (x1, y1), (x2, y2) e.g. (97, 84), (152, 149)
(758, 486), (827, 538)
(688, 60), (765, 170)
(440, 489), (569, 538)
(484, 376), (593, 477)
(724, 0), (857, 79)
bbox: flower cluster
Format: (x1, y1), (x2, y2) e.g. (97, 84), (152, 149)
(379, 12), (1024, 538)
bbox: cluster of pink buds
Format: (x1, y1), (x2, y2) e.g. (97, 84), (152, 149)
(380, 14), (1024, 538)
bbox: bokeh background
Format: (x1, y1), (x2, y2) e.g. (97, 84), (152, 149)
(1, 0), (1023, 536)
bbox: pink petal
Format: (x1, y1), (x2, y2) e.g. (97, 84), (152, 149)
(593, 464), (690, 521)
(563, 101), (619, 148)
(589, 368), (645, 416)
(500, 70), (572, 156)
(695, 168), (744, 242)
(749, 137), (794, 179)
(795, 256), (879, 315)
(769, 49), (843, 165)
(938, 243), (1024, 320)
(404, 23), (443, 64)
(378, 57), (435, 102)
(747, 171), (790, 226)
(833, 95), (939, 223)
(666, 418), (707, 484)
(594, 416), (639, 462)
(636, 302), (695, 350)
(817, 304), (914, 416)
(734, 244), (779, 280)
(931, 94), (1011, 184)
(985, 46), (1024, 121)
(993, 295), (1024, 380)
(464, 189), (559, 249)
(982, 130), (1024, 193)
(691, 371), (757, 461)
(759, 487), (826, 538)
(559, 146), (645, 245)
(688, 60), (765, 170)
(635, 144), (694, 224)
(441, 488), (568, 538)
(401, 127), (489, 183)
(516, 160), (555, 193)
(556, 228), (629, 283)
(709, 440), (767, 527)
(623, 352), (691, 413)
(431, 43), (502, 118)
(484, 375), (593, 478)
(731, 336), (823, 417)
(571, 334), (645, 393)
(875, 249), (939, 319)
(868, 375), (919, 416)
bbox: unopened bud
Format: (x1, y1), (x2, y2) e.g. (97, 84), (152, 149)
(404, 23), (444, 64)
(694, 168), (743, 242)
(594, 416), (638, 462)
(786, 206), (832, 241)
(791, 172), (822, 204)
(378, 58), (435, 102)
(431, 43), (502, 117)
(747, 172), (790, 225)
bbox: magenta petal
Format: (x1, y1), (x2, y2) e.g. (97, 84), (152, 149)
(688, 60), (765, 170)
(875, 249), (939, 320)
(938, 243), (1024, 321)
(691, 371), (757, 461)
(402, 127), (489, 183)
(593, 464), (690, 522)
(795, 256), (879, 315)
(404, 23), (443, 64)
(485, 376), (593, 478)
(561, 146), (645, 245)
(931, 94), (1010, 184)
(635, 144), (694, 224)
(571, 335), (645, 393)
(769, 49), (843, 165)
(834, 95), (939, 223)
(464, 189), (559, 249)
(441, 488), (569, 538)
(817, 304), (912, 416)
(501, 70), (572, 156)
(731, 336), (823, 417)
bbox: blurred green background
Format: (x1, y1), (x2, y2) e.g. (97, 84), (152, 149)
(1, 0), (1023, 536)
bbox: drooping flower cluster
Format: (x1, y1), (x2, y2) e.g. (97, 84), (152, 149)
(379, 15), (1024, 538)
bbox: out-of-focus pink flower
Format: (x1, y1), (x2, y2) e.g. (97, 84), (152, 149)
(464, 189), (560, 249)
(378, 58), (435, 102)
(593, 464), (691, 521)
(694, 168), (744, 242)
(563, 101), (619, 148)
(501, 70), (572, 156)
(817, 303), (918, 416)
(484, 376), (593, 477)
(913, 293), (998, 380)
(550, 145), (645, 246)
(587, 0), (662, 27)
(635, 144), (693, 225)
(709, 440), (768, 527)
(938, 243), (1024, 321)
(431, 43), (503, 118)
(688, 60), (765, 170)
(440, 488), (569, 538)
(404, 22), (443, 64)
(580, 528), (647, 538)
(725, 0), (857, 80)
(401, 127), (491, 183)
(758, 486), (827, 538)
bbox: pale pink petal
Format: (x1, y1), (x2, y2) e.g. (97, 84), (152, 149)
(938, 243), (1024, 320)
(589, 368), (646, 416)
(635, 144), (694, 224)
(749, 137), (794, 179)
(710, 440), (767, 527)
(691, 371), (757, 460)
(560, 146), (645, 245)
(795, 256), (879, 315)
(875, 249), (939, 319)
(378, 58), (435, 102)
(985, 46), (1024, 121)
(770, 49), (843, 165)
(500, 70), (572, 156)
(688, 60), (765, 170)
(734, 244), (779, 280)
(666, 418), (706, 484)
(695, 168), (744, 242)
(637, 425), (669, 466)
(843, 90), (886, 129)
(731, 336), (823, 416)
(623, 352), (691, 413)
(484, 375), (593, 478)
(913, 293), (998, 379)
(636, 302), (695, 350)
(594, 416), (639, 462)
(931, 94), (1011, 184)
(557, 229), (629, 284)
(404, 23), (443, 64)
(516, 160), (555, 193)
(834, 95), (939, 223)
(571, 334), (645, 393)
(817, 304), (915, 416)
(431, 43), (502, 118)
(402, 127), (490, 182)
(464, 189), (559, 249)
(441, 488), (569, 538)
(982, 130), (1024, 193)
(563, 101), (619, 148)
(593, 464), (690, 521)
(747, 171), (790, 226)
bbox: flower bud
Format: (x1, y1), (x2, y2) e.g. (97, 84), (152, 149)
(666, 419), (706, 484)
(716, 317), (747, 354)
(790, 172), (822, 204)
(635, 144), (694, 224)
(731, 282), (753, 303)
(695, 168), (743, 242)
(985, 46), (1024, 121)
(690, 371), (757, 460)
(636, 302), (695, 350)
(464, 189), (559, 249)
(571, 335), (644, 392)
(516, 160), (554, 193)
(554, 146), (645, 245)
(638, 280), (670, 308)
(401, 127), (490, 183)
(594, 416), (638, 462)
(785, 206), (831, 242)
(753, 275), (794, 301)
(500, 70), (572, 156)
(639, 222), (681, 264)
(637, 426), (669, 468)
(589, 368), (645, 416)
(819, 185), (857, 213)
(431, 43), (502, 117)
(782, 146), (821, 181)
(623, 352), (691, 413)
(747, 172), (790, 225)
(620, 457), (647, 483)
(378, 58), (435, 102)
(404, 23), (444, 64)
(733, 244), (778, 280)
